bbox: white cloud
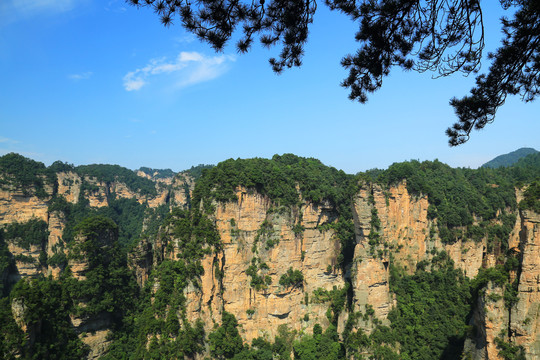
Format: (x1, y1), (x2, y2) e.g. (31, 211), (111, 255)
(69, 71), (93, 81)
(123, 51), (236, 91)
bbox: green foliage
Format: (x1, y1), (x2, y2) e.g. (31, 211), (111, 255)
(1, 278), (89, 359)
(471, 253), (521, 309)
(482, 148), (538, 169)
(0, 153), (55, 198)
(311, 285), (348, 324)
(368, 207), (382, 247)
(66, 215), (138, 318)
(2, 218), (49, 250)
(141, 204), (170, 239)
(209, 312), (244, 359)
(342, 312), (371, 358)
(73, 214), (118, 240)
(292, 223), (305, 236)
(193, 154), (355, 212)
(105, 259), (207, 359)
(0, 297), (24, 360)
(519, 178), (540, 213)
(504, 280), (520, 310)
(183, 163), (214, 180)
(47, 160), (75, 173)
(232, 338), (274, 360)
(48, 192), (156, 250)
(137, 166), (175, 179)
(0, 231), (14, 296)
(370, 207), (381, 231)
(473, 266), (510, 288)
(164, 207), (221, 262)
(387, 253), (472, 360)
(495, 336), (526, 360)
(13, 254), (35, 264)
(47, 251), (67, 268)
(279, 267), (304, 288)
(375, 159), (521, 244)
(76, 164), (157, 196)
(293, 324), (343, 360)
(246, 257), (272, 291)
(105, 207), (220, 359)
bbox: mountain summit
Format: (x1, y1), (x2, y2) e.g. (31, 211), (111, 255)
(481, 147), (538, 168)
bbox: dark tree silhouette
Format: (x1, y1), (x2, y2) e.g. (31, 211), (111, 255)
(127, 0), (540, 145)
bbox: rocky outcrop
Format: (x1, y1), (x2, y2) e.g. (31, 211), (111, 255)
(47, 211), (65, 278)
(464, 283), (508, 360)
(511, 209), (540, 359)
(0, 168), (191, 284)
(80, 330), (111, 360)
(67, 225), (118, 358)
(180, 188), (345, 342)
(129, 237), (153, 287)
(0, 187), (49, 226)
(170, 173), (194, 208)
(6, 243), (42, 280)
(57, 172), (82, 203)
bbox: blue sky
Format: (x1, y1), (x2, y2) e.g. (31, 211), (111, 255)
(0, 0), (538, 174)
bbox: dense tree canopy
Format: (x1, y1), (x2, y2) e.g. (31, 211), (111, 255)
(128, 0), (539, 145)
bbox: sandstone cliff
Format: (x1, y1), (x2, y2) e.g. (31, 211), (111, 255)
(0, 166), (194, 359)
(511, 208), (540, 359)
(163, 187), (345, 342)
(2, 156), (540, 359)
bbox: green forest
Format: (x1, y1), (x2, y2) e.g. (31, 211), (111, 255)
(0, 152), (538, 359)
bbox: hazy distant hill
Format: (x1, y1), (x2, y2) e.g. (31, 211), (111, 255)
(481, 147), (538, 168)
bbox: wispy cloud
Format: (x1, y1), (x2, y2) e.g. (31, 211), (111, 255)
(69, 71), (93, 81)
(0, 136), (19, 144)
(174, 34), (196, 44)
(105, 0), (126, 13)
(0, 0), (79, 25)
(123, 51), (236, 91)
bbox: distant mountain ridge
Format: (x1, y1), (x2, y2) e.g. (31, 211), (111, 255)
(481, 147), (538, 168)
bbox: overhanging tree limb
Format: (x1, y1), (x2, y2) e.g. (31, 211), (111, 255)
(447, 2), (540, 145)
(127, 0), (539, 145)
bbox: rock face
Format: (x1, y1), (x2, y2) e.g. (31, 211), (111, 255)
(511, 209), (540, 359)
(179, 188), (345, 342)
(148, 181), (540, 359)
(0, 187), (50, 226)
(2, 167), (540, 359)
(0, 168), (194, 359)
(0, 170), (191, 283)
(464, 283), (508, 360)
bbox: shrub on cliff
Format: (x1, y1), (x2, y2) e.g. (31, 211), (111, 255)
(209, 312), (244, 359)
(519, 179), (540, 213)
(279, 267), (304, 288)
